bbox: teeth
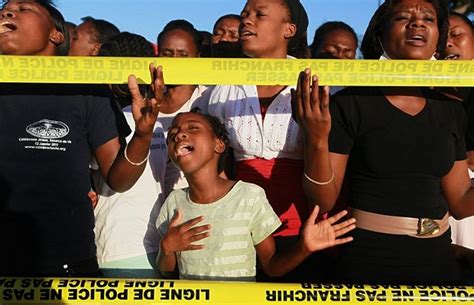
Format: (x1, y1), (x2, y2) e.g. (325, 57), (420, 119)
(0, 21), (15, 34)
(444, 54), (458, 60)
(177, 144), (194, 157)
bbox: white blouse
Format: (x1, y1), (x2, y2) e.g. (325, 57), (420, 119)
(208, 84), (303, 161)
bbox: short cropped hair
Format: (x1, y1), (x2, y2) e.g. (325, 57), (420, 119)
(81, 16), (120, 45)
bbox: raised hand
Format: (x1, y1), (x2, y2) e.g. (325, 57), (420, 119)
(160, 209), (211, 256)
(301, 205), (356, 253)
(127, 64), (164, 138)
(291, 69), (331, 143)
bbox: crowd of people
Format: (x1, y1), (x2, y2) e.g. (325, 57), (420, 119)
(0, 0), (473, 285)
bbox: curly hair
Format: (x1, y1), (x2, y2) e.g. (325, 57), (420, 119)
(171, 110), (230, 173)
(99, 32), (155, 107)
(361, 0), (449, 59)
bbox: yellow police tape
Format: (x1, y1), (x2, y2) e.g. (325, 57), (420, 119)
(0, 56), (473, 87)
(1, 278), (473, 304)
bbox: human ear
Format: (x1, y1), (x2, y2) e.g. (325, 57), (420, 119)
(215, 139), (226, 154)
(90, 43), (101, 56)
(284, 23), (297, 39)
(49, 30), (64, 46)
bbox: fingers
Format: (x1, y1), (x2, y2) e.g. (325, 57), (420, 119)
(127, 74), (143, 102)
(332, 217), (356, 232)
(326, 209), (349, 225)
(180, 215), (205, 230)
(333, 236), (354, 246)
(310, 74), (321, 115)
(334, 222), (356, 237)
(320, 85), (330, 115)
(150, 64), (165, 102)
(189, 231), (210, 243)
(169, 208), (183, 227)
(186, 244), (205, 251)
(306, 205), (321, 225)
(302, 69), (312, 114)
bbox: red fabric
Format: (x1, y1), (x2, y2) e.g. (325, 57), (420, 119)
(236, 158), (309, 237)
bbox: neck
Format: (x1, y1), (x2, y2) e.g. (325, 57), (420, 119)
(249, 47), (288, 60)
(186, 168), (234, 204)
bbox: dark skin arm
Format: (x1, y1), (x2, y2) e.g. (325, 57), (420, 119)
(293, 69), (474, 218)
(256, 206), (355, 277)
(442, 159), (474, 219)
(94, 64), (164, 192)
(292, 69), (348, 212)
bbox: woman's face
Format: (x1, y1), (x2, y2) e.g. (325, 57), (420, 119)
(316, 29), (357, 59)
(381, 0), (439, 59)
(444, 15), (473, 60)
(158, 29), (199, 58)
(212, 17), (240, 44)
(239, 0), (294, 58)
(0, 0), (62, 55)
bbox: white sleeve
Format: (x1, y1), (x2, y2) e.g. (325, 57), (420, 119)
(208, 85), (232, 121)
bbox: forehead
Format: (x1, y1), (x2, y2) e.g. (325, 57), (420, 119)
(1, 0), (52, 22)
(3, 0), (42, 9)
(449, 15), (473, 31)
(161, 29), (194, 44)
(172, 113), (209, 127)
(325, 29), (356, 41)
(391, 0), (436, 13)
(216, 18), (240, 29)
(243, 0), (285, 10)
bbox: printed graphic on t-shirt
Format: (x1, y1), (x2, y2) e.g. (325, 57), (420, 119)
(19, 119), (71, 152)
(150, 131), (166, 151)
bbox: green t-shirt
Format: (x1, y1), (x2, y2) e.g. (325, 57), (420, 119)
(156, 181), (281, 281)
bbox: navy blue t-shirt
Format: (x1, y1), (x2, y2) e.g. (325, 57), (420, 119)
(0, 83), (130, 275)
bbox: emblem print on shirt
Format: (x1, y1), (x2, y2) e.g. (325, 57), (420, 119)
(26, 119), (70, 139)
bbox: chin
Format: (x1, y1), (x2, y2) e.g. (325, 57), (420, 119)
(241, 45), (258, 58)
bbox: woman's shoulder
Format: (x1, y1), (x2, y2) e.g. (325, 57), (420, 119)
(425, 88), (466, 113)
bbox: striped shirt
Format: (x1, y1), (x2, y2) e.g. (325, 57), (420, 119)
(156, 181), (281, 281)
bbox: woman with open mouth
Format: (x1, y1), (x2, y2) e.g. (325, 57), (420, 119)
(294, 0), (473, 284)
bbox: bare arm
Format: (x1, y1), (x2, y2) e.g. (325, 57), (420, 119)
(95, 65), (164, 192)
(442, 159), (474, 219)
(292, 69), (348, 212)
(256, 206), (355, 278)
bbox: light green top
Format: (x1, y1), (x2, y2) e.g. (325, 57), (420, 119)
(156, 181), (281, 281)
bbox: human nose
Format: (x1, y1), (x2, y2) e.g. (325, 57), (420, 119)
(220, 32), (232, 42)
(408, 15), (426, 28)
(175, 130), (188, 141)
(1, 9), (15, 18)
(241, 14), (253, 27)
(446, 37), (454, 49)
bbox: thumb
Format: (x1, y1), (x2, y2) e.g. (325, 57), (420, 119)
(307, 205), (321, 225)
(170, 208), (183, 227)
